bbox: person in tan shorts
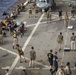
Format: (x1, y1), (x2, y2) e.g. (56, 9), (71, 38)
(12, 30), (18, 49)
(64, 12), (69, 27)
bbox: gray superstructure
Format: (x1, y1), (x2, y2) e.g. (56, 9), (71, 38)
(36, 0), (56, 11)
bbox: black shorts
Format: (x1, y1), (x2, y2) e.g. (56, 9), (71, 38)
(49, 59), (53, 66)
(30, 56), (35, 61)
(19, 51), (24, 56)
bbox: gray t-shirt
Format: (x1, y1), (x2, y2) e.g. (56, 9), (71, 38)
(30, 50), (36, 60)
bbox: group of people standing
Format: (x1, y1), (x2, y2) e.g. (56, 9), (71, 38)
(47, 50), (72, 75)
(12, 29), (36, 66)
(58, 9), (76, 28)
(57, 32), (76, 51)
(28, 6), (39, 18)
(46, 9), (71, 28)
(14, 43), (36, 68)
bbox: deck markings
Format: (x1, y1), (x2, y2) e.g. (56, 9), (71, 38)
(0, 47), (17, 56)
(61, 29), (69, 65)
(6, 13), (44, 75)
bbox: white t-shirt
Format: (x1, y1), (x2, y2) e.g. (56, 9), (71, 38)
(65, 66), (71, 75)
(56, 69), (65, 75)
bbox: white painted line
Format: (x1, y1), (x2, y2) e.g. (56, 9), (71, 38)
(3, 66), (76, 70)
(26, 21), (48, 27)
(40, 21), (56, 25)
(24, 0), (28, 6)
(2, 56), (49, 70)
(15, 66), (50, 70)
(15, 66), (76, 70)
(6, 14), (45, 75)
(24, 57), (49, 68)
(0, 47), (17, 56)
(15, 66), (25, 70)
(26, 20), (57, 28)
(22, 13), (44, 51)
(26, 22), (47, 28)
(6, 55), (19, 75)
(61, 50), (64, 65)
(2, 66), (10, 69)
(61, 29), (69, 65)
(26, 24), (36, 27)
(34, 61), (49, 68)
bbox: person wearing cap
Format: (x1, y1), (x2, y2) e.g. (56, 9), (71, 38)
(70, 32), (76, 50)
(57, 32), (63, 51)
(47, 50), (53, 71)
(51, 52), (59, 75)
(16, 44), (27, 63)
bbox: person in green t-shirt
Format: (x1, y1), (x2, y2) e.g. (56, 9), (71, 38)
(29, 8), (32, 18)
(12, 30), (18, 49)
(16, 44), (27, 63)
(57, 32), (63, 51)
(47, 50), (53, 71)
(35, 7), (39, 18)
(29, 46), (36, 68)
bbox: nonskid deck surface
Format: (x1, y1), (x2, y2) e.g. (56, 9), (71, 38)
(0, 0), (76, 75)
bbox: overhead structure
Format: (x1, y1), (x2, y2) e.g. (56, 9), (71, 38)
(36, 0), (56, 11)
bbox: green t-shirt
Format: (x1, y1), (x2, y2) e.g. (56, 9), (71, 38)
(29, 9), (32, 14)
(57, 34), (63, 43)
(30, 50), (36, 60)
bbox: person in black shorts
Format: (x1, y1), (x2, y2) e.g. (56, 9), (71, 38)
(59, 10), (62, 20)
(51, 52), (59, 75)
(20, 22), (25, 38)
(47, 50), (53, 71)
(16, 44), (27, 63)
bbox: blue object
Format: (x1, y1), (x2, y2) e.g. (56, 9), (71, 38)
(16, 22), (20, 25)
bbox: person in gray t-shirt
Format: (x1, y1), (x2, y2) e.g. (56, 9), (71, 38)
(29, 46), (36, 68)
